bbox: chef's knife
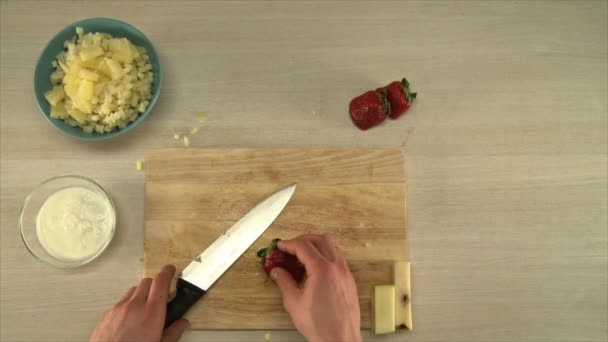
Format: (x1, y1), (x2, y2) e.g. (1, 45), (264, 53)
(164, 183), (297, 328)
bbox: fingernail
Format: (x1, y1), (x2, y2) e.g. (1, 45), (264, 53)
(270, 268), (278, 280)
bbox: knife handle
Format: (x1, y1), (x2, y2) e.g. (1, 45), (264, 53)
(164, 278), (206, 329)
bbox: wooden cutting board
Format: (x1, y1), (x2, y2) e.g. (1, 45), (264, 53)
(144, 148), (407, 329)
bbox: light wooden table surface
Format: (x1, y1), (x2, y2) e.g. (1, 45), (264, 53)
(1, 1), (606, 341)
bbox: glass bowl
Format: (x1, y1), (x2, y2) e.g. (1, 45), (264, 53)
(19, 175), (116, 268)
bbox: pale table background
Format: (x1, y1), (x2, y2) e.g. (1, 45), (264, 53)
(1, 1), (607, 341)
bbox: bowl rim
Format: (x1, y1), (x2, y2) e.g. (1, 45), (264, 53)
(33, 17), (163, 141)
(19, 175), (117, 268)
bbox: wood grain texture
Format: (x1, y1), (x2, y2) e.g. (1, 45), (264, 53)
(144, 148), (406, 329)
(1, 1), (606, 341)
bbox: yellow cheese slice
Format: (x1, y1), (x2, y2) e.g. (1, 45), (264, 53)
(394, 261), (413, 330)
(374, 285), (395, 334)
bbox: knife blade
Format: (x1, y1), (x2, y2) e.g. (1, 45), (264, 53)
(164, 183), (297, 328)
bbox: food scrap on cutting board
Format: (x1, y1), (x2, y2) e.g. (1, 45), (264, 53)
(372, 261), (413, 335)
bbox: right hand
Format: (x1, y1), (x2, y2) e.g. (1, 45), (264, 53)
(271, 234), (362, 342)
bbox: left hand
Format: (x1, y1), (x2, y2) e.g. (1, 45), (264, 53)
(90, 264), (189, 342)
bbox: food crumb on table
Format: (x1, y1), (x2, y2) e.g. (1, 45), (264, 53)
(136, 160), (144, 171)
(264, 331), (271, 341)
(190, 126), (199, 135)
(183, 136), (190, 147)
(173, 133), (180, 140)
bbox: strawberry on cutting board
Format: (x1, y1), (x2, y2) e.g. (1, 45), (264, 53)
(380, 78), (417, 119)
(348, 90), (389, 130)
(257, 238), (306, 282)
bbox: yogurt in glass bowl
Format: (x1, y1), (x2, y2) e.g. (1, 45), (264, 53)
(19, 175), (116, 268)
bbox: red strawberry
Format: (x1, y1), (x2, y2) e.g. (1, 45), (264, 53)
(349, 90), (389, 130)
(257, 238), (305, 282)
(381, 78), (417, 119)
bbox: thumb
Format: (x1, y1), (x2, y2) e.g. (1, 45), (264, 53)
(270, 267), (299, 307)
(162, 319), (189, 342)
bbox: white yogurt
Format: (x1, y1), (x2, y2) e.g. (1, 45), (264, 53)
(36, 186), (114, 261)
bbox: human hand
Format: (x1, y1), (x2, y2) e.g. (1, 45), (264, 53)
(271, 234), (361, 342)
(90, 265), (189, 342)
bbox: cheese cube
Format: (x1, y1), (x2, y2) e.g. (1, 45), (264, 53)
(374, 285), (395, 334)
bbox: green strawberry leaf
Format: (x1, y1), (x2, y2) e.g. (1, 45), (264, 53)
(401, 78), (416, 103)
(380, 88), (391, 114)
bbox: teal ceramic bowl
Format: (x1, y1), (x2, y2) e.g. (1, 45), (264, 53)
(34, 18), (162, 141)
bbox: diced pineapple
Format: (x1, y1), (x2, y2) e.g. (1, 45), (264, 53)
(44, 86), (66, 106)
(104, 58), (123, 81)
(77, 101), (93, 114)
(63, 69), (78, 85)
(50, 70), (64, 84)
(109, 38), (133, 63)
(50, 103), (69, 119)
(78, 80), (94, 101)
(137, 100), (149, 113)
(79, 45), (104, 62)
(64, 82), (79, 99)
(94, 80), (106, 95)
(130, 44), (140, 59)
(58, 60), (69, 73)
(67, 108), (87, 123)
(79, 69), (100, 81)
(80, 56), (103, 69)
(97, 59), (111, 78)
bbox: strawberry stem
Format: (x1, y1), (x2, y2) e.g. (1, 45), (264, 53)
(401, 78), (417, 103)
(258, 238), (281, 263)
(379, 87), (391, 115)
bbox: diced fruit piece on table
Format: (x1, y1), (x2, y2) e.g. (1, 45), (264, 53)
(374, 284), (396, 334)
(257, 238), (306, 282)
(348, 90), (389, 130)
